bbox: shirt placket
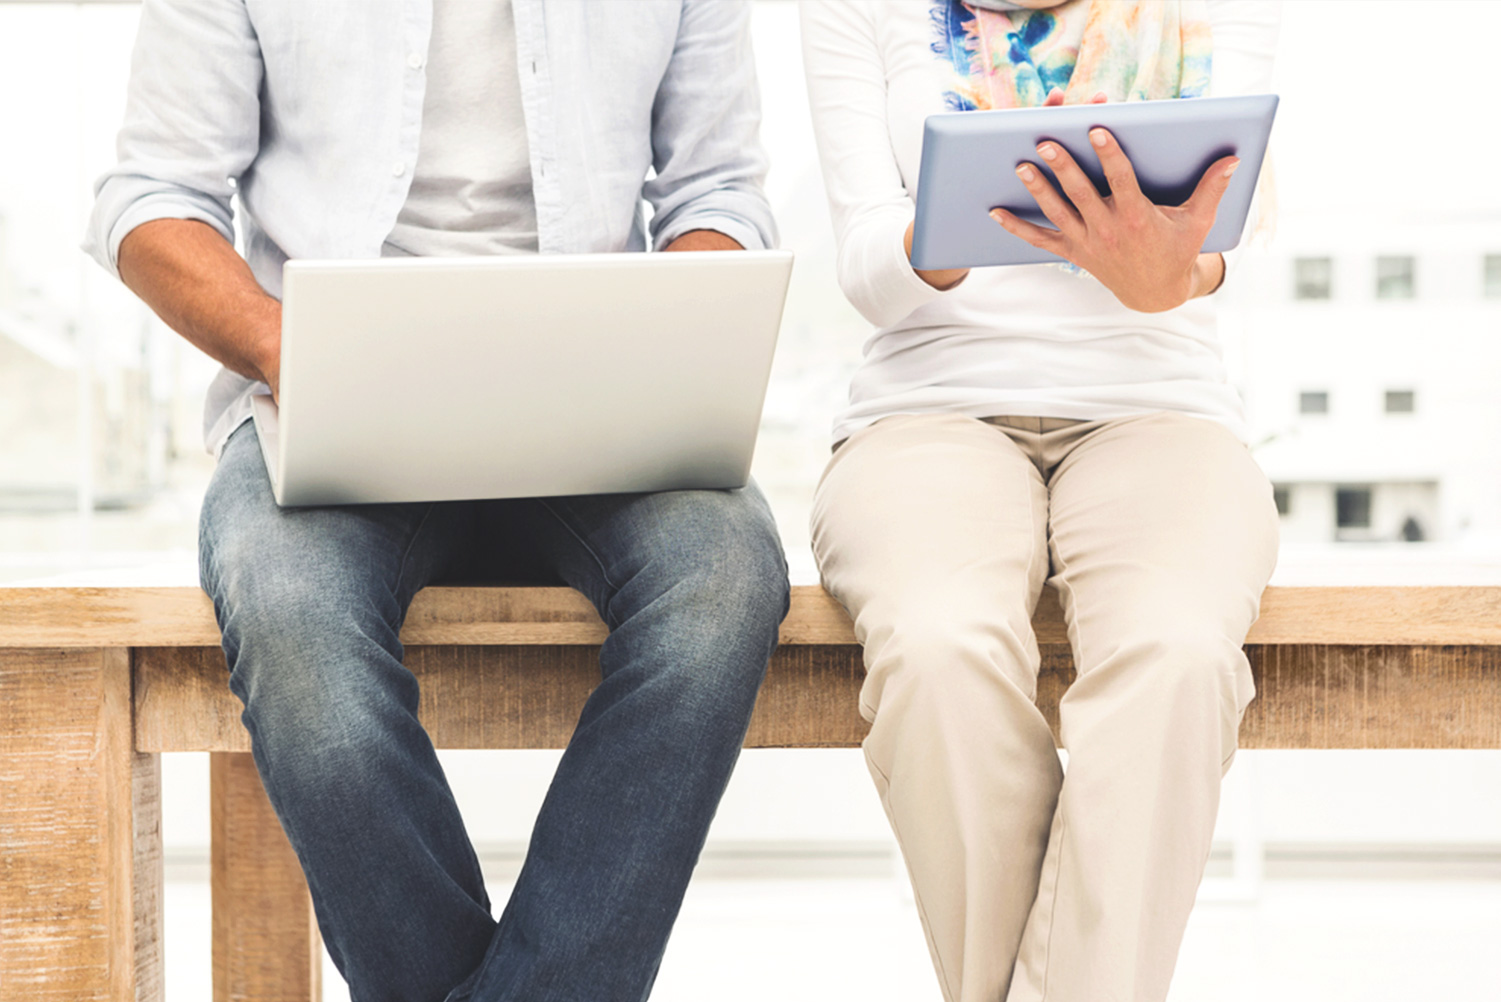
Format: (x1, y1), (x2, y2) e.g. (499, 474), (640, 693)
(378, 0), (433, 256)
(512, 0), (560, 253)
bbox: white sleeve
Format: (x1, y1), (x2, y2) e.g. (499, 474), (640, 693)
(1207, 0), (1282, 283)
(799, 1), (948, 328)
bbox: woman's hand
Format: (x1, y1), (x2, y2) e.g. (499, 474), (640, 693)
(990, 127), (1239, 313)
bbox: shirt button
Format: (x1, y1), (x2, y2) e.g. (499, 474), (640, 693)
(407, 52), (424, 70)
(393, 162), (406, 177)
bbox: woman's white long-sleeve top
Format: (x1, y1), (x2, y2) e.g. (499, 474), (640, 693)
(801, 0), (1281, 444)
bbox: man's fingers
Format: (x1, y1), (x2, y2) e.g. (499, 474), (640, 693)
(990, 207), (1068, 256)
(1088, 128), (1144, 204)
(1034, 141), (1104, 222)
(1014, 161), (1083, 236)
(1184, 155), (1241, 228)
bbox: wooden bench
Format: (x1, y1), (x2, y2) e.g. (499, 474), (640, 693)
(3, 584), (1499, 1001)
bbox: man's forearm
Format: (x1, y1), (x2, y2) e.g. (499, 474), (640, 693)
(116, 223), (737, 401)
(117, 218), (283, 397)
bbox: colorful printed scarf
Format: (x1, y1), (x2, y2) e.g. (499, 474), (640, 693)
(931, 0), (1213, 111)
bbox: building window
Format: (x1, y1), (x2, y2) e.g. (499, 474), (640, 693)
(1299, 390), (1329, 415)
(1385, 390), (1415, 414)
(1336, 487), (1373, 530)
(1485, 254), (1501, 299)
(1294, 257), (1333, 300)
(1376, 255), (1416, 299)
(1273, 485), (1291, 516)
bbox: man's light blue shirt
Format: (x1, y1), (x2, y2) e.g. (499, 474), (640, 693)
(84, 0), (776, 455)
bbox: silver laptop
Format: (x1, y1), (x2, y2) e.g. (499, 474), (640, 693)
(251, 250), (793, 506)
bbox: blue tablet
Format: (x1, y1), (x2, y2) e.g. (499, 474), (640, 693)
(909, 94), (1278, 270)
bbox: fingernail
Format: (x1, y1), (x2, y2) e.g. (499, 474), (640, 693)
(990, 208), (1008, 225)
(1037, 144), (1057, 161)
(1089, 129), (1108, 148)
(1223, 160), (1241, 178)
(1016, 164), (1036, 182)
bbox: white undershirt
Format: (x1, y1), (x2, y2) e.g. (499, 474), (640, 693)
(383, 0), (538, 258)
(800, 1), (1281, 444)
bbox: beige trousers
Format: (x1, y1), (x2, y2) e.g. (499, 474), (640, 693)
(811, 412), (1279, 1002)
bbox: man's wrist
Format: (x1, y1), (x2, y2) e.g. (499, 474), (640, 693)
(662, 229), (744, 252)
(246, 296), (283, 388)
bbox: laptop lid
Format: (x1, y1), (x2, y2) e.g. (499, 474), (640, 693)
(264, 250), (792, 506)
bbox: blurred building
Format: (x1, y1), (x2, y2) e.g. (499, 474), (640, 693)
(1225, 213), (1501, 548)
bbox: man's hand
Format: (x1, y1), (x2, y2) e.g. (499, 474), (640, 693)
(118, 218), (284, 400)
(662, 229), (744, 252)
(989, 126), (1237, 313)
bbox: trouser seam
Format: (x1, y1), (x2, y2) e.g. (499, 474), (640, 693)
(865, 749), (964, 1002)
(1035, 495), (1083, 1002)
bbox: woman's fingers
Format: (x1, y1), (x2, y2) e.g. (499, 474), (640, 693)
(1045, 89), (1107, 106)
(1088, 128), (1144, 204)
(989, 207), (1068, 256)
(1014, 161), (1083, 235)
(1184, 155), (1242, 229)
(1034, 141), (1105, 222)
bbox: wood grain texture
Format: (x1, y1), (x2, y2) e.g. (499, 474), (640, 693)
(130, 750), (165, 1002)
(5, 585), (1501, 648)
(134, 647), (248, 755)
(1242, 645), (1501, 749)
(211, 753), (321, 1002)
(0, 648), (159, 1000)
(133, 642), (1501, 752)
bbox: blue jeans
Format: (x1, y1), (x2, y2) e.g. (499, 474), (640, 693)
(199, 424), (789, 1002)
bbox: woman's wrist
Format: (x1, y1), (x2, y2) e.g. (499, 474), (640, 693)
(904, 221), (969, 291)
(1189, 252), (1227, 300)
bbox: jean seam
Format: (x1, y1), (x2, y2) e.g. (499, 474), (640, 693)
(392, 503), (439, 603)
(537, 497), (623, 627)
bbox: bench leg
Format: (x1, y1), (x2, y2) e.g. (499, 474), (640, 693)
(0, 647), (163, 1001)
(211, 751), (322, 1002)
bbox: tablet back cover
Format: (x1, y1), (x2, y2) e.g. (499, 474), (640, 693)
(910, 94), (1278, 270)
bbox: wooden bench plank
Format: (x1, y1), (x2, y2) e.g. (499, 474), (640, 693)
(4, 585), (1501, 648)
(133, 643), (1501, 752)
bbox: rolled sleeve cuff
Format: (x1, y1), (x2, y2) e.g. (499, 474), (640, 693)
(654, 212), (766, 253)
(84, 180), (235, 280)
